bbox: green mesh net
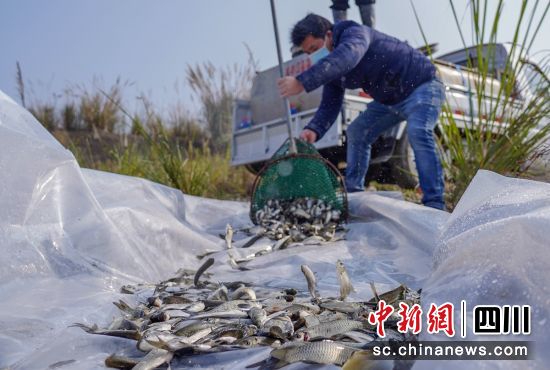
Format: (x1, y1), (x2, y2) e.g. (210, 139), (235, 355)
(250, 139), (348, 224)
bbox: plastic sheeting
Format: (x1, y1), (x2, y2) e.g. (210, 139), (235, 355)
(0, 89), (548, 369)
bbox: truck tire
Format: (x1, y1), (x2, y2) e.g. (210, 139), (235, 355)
(245, 162), (266, 175)
(388, 131), (419, 189)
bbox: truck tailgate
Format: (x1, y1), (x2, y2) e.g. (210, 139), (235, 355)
(231, 108), (343, 166)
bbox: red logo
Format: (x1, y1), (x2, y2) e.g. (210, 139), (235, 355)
(427, 302), (455, 337)
(368, 300), (395, 337)
(397, 302), (423, 334)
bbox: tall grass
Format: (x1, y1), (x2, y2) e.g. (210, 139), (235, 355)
(19, 51), (258, 200)
(187, 46), (258, 153)
(413, 0), (550, 207)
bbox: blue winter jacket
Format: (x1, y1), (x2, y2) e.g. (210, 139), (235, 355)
(296, 20), (436, 140)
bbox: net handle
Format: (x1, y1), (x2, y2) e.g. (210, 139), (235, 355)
(269, 0), (297, 154)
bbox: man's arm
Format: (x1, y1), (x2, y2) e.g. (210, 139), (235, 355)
(297, 24), (371, 92)
(304, 80), (345, 141)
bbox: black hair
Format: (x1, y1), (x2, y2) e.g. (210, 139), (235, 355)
(290, 13), (333, 47)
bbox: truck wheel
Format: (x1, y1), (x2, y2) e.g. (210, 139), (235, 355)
(388, 131), (419, 189)
(244, 162), (266, 175)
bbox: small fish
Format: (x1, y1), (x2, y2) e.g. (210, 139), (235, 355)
(284, 302), (321, 315)
(176, 326), (214, 346)
(112, 300), (147, 319)
(47, 360), (76, 369)
(209, 299), (261, 313)
(248, 307), (267, 327)
(342, 349), (381, 370)
(263, 315), (294, 339)
(70, 323), (141, 341)
(369, 282), (380, 303)
(337, 331), (376, 344)
(371, 284), (406, 305)
(319, 300), (362, 314)
(191, 309), (249, 320)
(237, 233), (265, 248)
(228, 252), (251, 271)
(225, 224), (234, 249)
(273, 235), (291, 250)
(173, 320), (213, 337)
(236, 335), (281, 348)
(104, 354), (139, 369)
(185, 301), (206, 313)
(196, 250), (217, 260)
(231, 286), (257, 300)
(300, 264), (319, 301)
(298, 320), (365, 341)
(194, 257), (215, 287)
(270, 340), (356, 367)
(132, 348), (173, 370)
(336, 260), (355, 301)
(300, 237), (323, 245)
(107, 317), (140, 331)
(208, 284), (229, 301)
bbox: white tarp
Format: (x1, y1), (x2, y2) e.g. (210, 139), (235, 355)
(0, 89), (548, 369)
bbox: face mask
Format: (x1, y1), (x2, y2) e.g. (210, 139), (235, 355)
(310, 47), (330, 64)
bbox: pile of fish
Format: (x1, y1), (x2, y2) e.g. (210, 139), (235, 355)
(72, 258), (420, 369)
(254, 197), (345, 242)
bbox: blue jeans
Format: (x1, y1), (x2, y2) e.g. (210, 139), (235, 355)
(345, 78), (446, 210)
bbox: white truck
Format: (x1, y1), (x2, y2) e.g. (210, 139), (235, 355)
(231, 43), (548, 187)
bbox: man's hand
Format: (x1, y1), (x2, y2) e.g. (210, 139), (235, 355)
(300, 129), (317, 143)
(277, 76), (304, 97)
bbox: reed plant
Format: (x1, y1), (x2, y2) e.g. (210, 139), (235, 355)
(17, 51), (258, 200)
(413, 0), (550, 207)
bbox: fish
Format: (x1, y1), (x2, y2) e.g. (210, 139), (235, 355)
(208, 299), (260, 313)
(341, 349), (385, 370)
(183, 301), (206, 313)
(191, 309), (249, 320)
(225, 224), (234, 249)
(113, 300), (147, 319)
(336, 260), (355, 301)
(371, 284), (406, 305)
(208, 284), (229, 301)
(297, 320), (365, 341)
(107, 317), (141, 331)
(196, 250), (218, 260)
(254, 198), (346, 244)
(263, 315), (294, 339)
(70, 323), (141, 341)
(300, 264), (319, 301)
(47, 360), (76, 369)
(132, 348), (173, 370)
(173, 327), (215, 348)
(248, 307), (267, 327)
(270, 340), (357, 367)
(77, 257), (420, 368)
(273, 235), (291, 250)
(194, 257), (215, 287)
(319, 300), (362, 314)
(236, 233), (265, 249)
(236, 335), (281, 348)
(104, 354), (139, 369)
(173, 320), (214, 336)
(369, 282), (381, 303)
(228, 252), (251, 271)
(231, 286), (257, 300)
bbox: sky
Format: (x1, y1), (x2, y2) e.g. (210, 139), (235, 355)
(1, 0), (548, 117)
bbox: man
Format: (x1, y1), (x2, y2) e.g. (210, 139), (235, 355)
(277, 14), (446, 210)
